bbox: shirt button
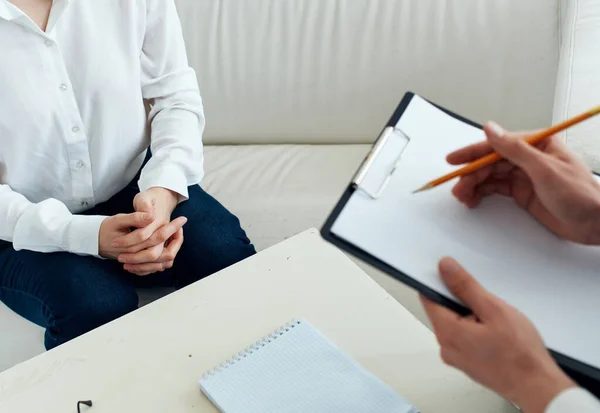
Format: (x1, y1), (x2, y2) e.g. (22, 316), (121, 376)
(44, 39), (53, 47)
(72, 126), (80, 133)
(59, 83), (68, 91)
(80, 201), (89, 208)
(76, 161), (85, 169)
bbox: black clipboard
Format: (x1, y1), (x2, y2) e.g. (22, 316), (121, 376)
(320, 91), (600, 393)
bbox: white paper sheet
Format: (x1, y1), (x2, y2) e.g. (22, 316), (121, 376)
(331, 95), (600, 370)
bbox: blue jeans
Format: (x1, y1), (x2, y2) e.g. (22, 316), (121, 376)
(0, 182), (255, 350)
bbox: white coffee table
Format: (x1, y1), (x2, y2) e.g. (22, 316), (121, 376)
(0, 229), (515, 412)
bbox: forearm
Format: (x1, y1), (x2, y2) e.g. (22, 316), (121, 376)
(0, 184), (106, 256)
(138, 98), (205, 199)
(139, 0), (205, 199)
(513, 365), (600, 413)
(513, 368), (575, 413)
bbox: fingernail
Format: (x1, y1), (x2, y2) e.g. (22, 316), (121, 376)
(487, 121), (505, 139)
(439, 258), (461, 276)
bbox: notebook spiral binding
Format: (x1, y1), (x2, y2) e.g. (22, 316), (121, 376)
(201, 319), (302, 380)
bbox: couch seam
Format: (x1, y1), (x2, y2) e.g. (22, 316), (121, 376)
(563, 0), (579, 145)
(558, 0), (562, 52)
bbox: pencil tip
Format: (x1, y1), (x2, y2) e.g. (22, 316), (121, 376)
(412, 183), (433, 194)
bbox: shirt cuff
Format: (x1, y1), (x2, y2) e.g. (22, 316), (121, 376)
(546, 387), (600, 413)
(68, 215), (108, 257)
(138, 164), (190, 201)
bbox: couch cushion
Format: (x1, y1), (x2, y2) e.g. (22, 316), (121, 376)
(554, 0), (600, 172)
(202, 144), (369, 251)
(0, 302), (44, 372)
(202, 144), (429, 327)
(176, 0), (561, 145)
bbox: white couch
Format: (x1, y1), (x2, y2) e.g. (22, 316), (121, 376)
(1, 0), (599, 372)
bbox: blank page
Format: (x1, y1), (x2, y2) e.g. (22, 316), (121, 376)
(200, 320), (418, 413)
(331, 95), (600, 370)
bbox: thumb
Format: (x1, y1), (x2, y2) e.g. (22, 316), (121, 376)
(439, 257), (493, 319)
(484, 122), (548, 176)
(134, 192), (154, 212)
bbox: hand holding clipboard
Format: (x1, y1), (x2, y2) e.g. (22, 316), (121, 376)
(322, 93), (600, 384)
(417, 115), (600, 410)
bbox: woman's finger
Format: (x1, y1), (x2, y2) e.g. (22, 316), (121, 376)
(119, 224), (185, 272)
(126, 218), (185, 254)
(113, 219), (160, 248)
(149, 217), (187, 247)
(119, 243), (164, 264)
(156, 228), (184, 264)
(123, 217), (187, 254)
(124, 262), (164, 276)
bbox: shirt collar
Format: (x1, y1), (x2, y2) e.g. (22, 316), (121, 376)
(0, 1), (25, 21)
(0, 0), (75, 30)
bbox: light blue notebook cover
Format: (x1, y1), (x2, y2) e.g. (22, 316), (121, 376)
(199, 319), (419, 413)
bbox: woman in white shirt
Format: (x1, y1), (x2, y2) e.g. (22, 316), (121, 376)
(0, 0), (254, 349)
(423, 122), (600, 412)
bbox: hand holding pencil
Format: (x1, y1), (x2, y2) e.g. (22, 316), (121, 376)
(414, 105), (600, 193)
(422, 113), (600, 245)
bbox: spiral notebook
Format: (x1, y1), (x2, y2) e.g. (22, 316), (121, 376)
(199, 319), (418, 413)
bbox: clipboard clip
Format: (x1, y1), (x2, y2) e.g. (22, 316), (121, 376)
(351, 126), (410, 199)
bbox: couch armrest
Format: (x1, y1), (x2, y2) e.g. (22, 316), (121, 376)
(554, 0), (600, 172)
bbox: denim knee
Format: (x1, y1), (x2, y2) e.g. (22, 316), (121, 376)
(208, 230), (256, 269)
(45, 285), (138, 349)
(172, 186), (256, 283)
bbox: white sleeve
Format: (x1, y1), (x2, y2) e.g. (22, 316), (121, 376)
(546, 388), (600, 413)
(138, 0), (205, 200)
(0, 184), (106, 256)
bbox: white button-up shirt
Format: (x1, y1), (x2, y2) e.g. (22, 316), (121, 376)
(0, 0), (205, 256)
(547, 388), (600, 413)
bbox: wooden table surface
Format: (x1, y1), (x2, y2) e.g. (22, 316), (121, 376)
(0, 229), (514, 413)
